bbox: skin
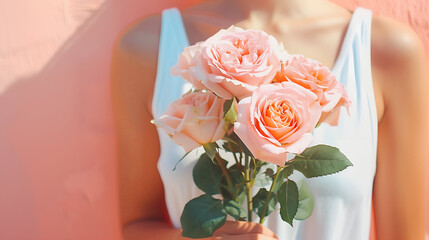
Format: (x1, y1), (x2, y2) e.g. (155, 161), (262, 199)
(110, 0), (428, 239)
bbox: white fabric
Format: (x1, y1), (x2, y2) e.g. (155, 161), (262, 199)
(152, 7), (377, 240)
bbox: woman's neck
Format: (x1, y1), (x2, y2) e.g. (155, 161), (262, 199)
(209, 0), (341, 30)
(184, 0), (349, 43)
(238, 0), (319, 16)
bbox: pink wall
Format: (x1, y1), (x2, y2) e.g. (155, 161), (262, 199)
(0, 0), (197, 239)
(0, 1), (427, 240)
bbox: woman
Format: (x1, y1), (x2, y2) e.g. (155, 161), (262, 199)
(111, 0), (428, 239)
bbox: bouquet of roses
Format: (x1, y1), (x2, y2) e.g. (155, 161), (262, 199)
(153, 26), (352, 238)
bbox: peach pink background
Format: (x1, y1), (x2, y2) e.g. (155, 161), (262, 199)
(0, 0), (427, 240)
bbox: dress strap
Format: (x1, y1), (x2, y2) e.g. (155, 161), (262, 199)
(354, 7), (373, 81)
(332, 7), (377, 147)
(333, 7), (373, 88)
(332, 7), (372, 78)
(152, 8), (190, 118)
(355, 7), (378, 147)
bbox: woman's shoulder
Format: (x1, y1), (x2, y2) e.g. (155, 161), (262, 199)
(370, 13), (427, 120)
(113, 3), (205, 58)
(111, 13), (164, 118)
(113, 13), (162, 62)
(371, 14), (425, 74)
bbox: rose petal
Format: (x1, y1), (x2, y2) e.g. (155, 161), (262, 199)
(171, 132), (201, 153)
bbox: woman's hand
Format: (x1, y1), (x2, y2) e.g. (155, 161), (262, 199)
(210, 221), (279, 240)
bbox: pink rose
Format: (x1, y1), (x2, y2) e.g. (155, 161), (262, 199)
(170, 44), (207, 90)
(154, 91), (227, 152)
(171, 26), (283, 100)
(274, 55), (351, 126)
(234, 82), (322, 165)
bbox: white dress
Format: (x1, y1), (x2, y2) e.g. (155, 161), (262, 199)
(152, 7), (377, 240)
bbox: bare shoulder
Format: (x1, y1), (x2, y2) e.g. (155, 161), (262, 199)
(371, 15), (426, 77)
(111, 13), (162, 114)
(114, 13), (162, 61)
(370, 14), (427, 109)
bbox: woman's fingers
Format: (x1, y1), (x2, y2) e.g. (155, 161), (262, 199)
(213, 221), (278, 239)
(213, 233), (278, 240)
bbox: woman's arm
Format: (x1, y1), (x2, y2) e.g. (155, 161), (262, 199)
(371, 15), (428, 240)
(111, 13), (182, 239)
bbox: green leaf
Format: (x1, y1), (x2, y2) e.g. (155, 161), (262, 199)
(222, 140), (241, 154)
(223, 199), (247, 220)
(220, 166), (244, 200)
(223, 98), (237, 124)
(252, 188), (277, 219)
(293, 144), (352, 178)
(193, 153), (222, 195)
(181, 194), (227, 238)
(272, 166), (294, 193)
(282, 165), (294, 178)
(203, 142), (218, 160)
(236, 190), (246, 205)
(229, 166), (245, 186)
(278, 180), (299, 226)
(294, 180), (314, 220)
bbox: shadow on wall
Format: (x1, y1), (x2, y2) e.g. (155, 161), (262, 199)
(0, 0), (197, 240)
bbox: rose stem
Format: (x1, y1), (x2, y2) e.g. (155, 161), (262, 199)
(245, 154), (253, 222)
(250, 157), (260, 185)
(259, 166), (283, 224)
(214, 152), (235, 199)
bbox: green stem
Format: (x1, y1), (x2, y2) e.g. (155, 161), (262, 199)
(259, 166), (283, 224)
(245, 155), (253, 222)
(232, 152), (241, 170)
(214, 152), (235, 199)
